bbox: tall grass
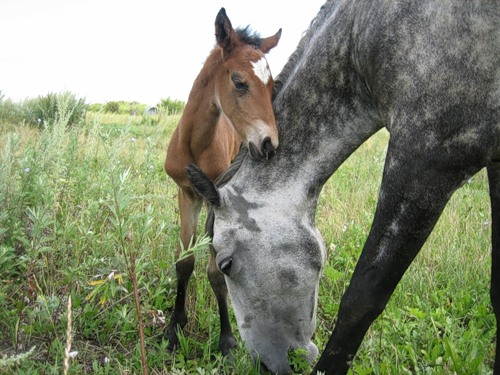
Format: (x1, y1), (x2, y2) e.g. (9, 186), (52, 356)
(0, 111), (495, 374)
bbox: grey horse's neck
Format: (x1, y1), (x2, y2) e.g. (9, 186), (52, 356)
(224, 0), (386, 218)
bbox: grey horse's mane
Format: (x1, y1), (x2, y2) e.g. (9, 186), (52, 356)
(204, 146), (248, 237)
(273, 0), (335, 98)
(214, 146), (249, 188)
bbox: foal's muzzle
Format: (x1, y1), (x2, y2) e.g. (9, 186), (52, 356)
(249, 137), (276, 161)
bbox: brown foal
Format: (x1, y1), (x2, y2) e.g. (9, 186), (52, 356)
(164, 7), (280, 355)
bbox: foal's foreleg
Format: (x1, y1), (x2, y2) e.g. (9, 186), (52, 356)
(488, 163), (500, 374)
(165, 188), (202, 350)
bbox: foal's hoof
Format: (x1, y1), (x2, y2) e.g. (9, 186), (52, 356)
(164, 328), (180, 352)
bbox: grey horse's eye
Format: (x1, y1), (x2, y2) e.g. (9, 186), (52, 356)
(218, 257), (233, 275)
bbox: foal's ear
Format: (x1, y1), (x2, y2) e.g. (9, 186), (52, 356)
(215, 8), (237, 54)
(260, 28), (282, 53)
(186, 164), (221, 207)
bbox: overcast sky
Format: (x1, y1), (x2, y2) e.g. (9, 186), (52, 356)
(1, 0), (325, 105)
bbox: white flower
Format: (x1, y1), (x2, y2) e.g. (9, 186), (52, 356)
(69, 351), (78, 359)
(152, 310), (165, 325)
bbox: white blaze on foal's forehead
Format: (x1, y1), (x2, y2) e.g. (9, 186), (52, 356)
(251, 57), (271, 84)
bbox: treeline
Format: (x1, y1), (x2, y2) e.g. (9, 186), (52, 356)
(0, 91), (185, 128)
(90, 97), (185, 116)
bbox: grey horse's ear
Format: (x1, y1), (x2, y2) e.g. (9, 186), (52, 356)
(186, 164), (221, 207)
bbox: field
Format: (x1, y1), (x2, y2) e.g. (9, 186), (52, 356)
(0, 110), (495, 374)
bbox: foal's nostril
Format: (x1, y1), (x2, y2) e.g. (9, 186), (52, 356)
(261, 137), (276, 160)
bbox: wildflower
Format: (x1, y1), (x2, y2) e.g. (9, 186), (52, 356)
(152, 310), (165, 326)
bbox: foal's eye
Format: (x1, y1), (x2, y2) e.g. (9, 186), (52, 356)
(231, 74), (249, 93)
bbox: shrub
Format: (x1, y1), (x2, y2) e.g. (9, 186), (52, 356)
(103, 101), (120, 114)
(101, 101), (147, 115)
(157, 97), (185, 115)
(88, 103), (104, 112)
(22, 91), (87, 128)
(0, 95), (25, 125)
(122, 101), (147, 115)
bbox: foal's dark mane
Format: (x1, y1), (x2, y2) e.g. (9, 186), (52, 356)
(236, 26), (265, 50)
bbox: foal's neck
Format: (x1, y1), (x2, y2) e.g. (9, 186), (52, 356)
(181, 48), (223, 136)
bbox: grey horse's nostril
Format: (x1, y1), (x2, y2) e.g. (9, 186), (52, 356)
(219, 257), (232, 275)
(262, 137), (276, 160)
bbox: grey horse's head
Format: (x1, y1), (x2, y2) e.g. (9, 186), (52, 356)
(187, 155), (325, 374)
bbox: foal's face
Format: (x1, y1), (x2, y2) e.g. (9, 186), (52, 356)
(216, 46), (279, 161)
(213, 8), (280, 161)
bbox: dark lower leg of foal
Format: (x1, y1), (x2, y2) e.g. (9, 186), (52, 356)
(488, 163), (500, 374)
(165, 189), (201, 350)
(207, 249), (237, 357)
(165, 254), (195, 349)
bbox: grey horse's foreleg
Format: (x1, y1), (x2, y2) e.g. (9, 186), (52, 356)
(313, 143), (480, 374)
(207, 248), (237, 357)
(205, 209), (237, 357)
(488, 163), (500, 374)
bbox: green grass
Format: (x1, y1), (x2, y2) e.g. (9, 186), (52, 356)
(0, 112), (495, 374)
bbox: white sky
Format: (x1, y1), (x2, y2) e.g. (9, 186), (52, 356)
(0, 0), (325, 105)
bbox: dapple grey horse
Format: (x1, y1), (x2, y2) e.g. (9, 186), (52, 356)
(187, 0), (500, 373)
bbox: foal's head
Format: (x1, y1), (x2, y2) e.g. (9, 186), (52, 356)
(212, 8), (281, 160)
